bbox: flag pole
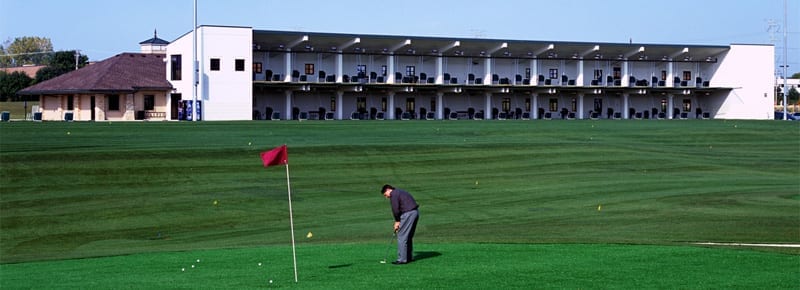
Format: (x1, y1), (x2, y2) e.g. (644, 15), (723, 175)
(285, 163), (298, 283)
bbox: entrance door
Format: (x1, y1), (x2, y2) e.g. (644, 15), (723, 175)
(171, 94), (182, 120)
(90, 96), (96, 121)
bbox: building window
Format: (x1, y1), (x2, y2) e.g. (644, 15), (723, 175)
(405, 98), (415, 113)
(144, 95), (155, 110)
(594, 98), (603, 113)
(549, 98), (558, 112)
(525, 68), (531, 79)
(357, 65), (367, 76)
(613, 67), (621, 79)
(235, 59), (245, 71)
(67, 96), (74, 110)
(661, 99), (668, 113)
(682, 99), (692, 112)
(571, 98), (577, 112)
(548, 68), (558, 79)
(381, 65), (387, 76)
(661, 70), (667, 81)
(381, 98), (387, 112)
(330, 96), (336, 112)
(682, 71), (692, 81)
(405, 66), (415, 76)
(525, 98), (531, 111)
(305, 63), (314, 75)
(356, 97), (367, 113)
(593, 69), (603, 80)
(502, 98), (511, 112)
(253, 62), (262, 74)
(430, 97), (436, 111)
(210, 58), (221, 71)
(170, 55), (182, 81)
(108, 94), (120, 111)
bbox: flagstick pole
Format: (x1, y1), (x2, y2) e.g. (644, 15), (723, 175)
(285, 163), (298, 283)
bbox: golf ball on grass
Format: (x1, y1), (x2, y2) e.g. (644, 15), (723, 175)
(306, 232), (313, 238)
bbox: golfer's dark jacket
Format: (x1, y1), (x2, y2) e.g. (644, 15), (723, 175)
(390, 189), (418, 222)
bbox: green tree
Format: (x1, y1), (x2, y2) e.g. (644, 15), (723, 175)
(6, 36), (53, 66)
(34, 50), (88, 83)
(0, 42), (11, 67)
(788, 87), (799, 105)
(0, 71), (34, 102)
(791, 72), (800, 79)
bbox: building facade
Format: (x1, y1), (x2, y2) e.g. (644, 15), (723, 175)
(165, 26), (775, 121)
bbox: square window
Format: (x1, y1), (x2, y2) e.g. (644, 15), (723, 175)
(235, 59), (245, 71)
(210, 58), (221, 71)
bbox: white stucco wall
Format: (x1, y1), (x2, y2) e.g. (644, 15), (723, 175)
(711, 44), (774, 119)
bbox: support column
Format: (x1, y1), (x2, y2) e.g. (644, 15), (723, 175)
(285, 91), (293, 120)
(531, 59), (539, 86)
(336, 53), (343, 83)
(578, 93), (585, 119)
(387, 92), (396, 120)
(284, 49), (292, 82)
(387, 55), (396, 83)
(436, 92), (444, 119)
(667, 94), (674, 119)
(336, 91), (344, 120)
(667, 61), (674, 87)
(621, 59), (629, 87)
(577, 59), (584, 86)
(532, 93), (539, 119)
(484, 92), (492, 120)
(484, 58), (492, 85)
(623, 93), (630, 119)
(436, 56), (444, 84)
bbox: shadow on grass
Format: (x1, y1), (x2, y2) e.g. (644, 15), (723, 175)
(327, 263), (353, 269)
(413, 251), (442, 261)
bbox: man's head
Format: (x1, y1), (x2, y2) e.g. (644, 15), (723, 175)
(381, 184), (394, 198)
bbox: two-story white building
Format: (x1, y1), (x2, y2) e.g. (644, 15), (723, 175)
(165, 25), (775, 121)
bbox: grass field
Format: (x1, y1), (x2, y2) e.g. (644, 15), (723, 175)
(1, 119), (798, 288)
(0, 101), (37, 120)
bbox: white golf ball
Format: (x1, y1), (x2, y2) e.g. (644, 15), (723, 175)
(258, 262), (262, 266)
(181, 268), (185, 272)
(191, 264), (195, 268)
(197, 259), (201, 263)
(269, 280), (273, 284)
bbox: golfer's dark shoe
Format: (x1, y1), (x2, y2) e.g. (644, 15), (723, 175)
(391, 261), (407, 265)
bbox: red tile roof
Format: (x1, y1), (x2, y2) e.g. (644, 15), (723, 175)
(19, 53), (171, 95)
(1, 65), (46, 78)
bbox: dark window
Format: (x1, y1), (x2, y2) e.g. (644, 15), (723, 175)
(661, 70), (667, 80)
(305, 63), (314, 75)
(235, 59), (245, 71)
(144, 95), (155, 110)
(405, 98), (415, 113)
(502, 98), (511, 112)
(430, 97), (436, 111)
(571, 98), (577, 112)
(253, 62), (263, 74)
(594, 98), (603, 113)
(682, 71), (692, 81)
(525, 68), (531, 79)
(548, 69), (558, 79)
(525, 98), (531, 111)
(67, 96), (74, 110)
(381, 65), (387, 76)
(171, 55), (182, 80)
(381, 98), (387, 112)
(593, 69), (603, 80)
(549, 98), (558, 112)
(405, 66), (415, 76)
(357, 65), (366, 76)
(682, 99), (692, 112)
(330, 96), (336, 112)
(108, 94), (120, 111)
(210, 58), (221, 71)
(357, 97), (367, 113)
(613, 67), (621, 79)
(661, 99), (668, 112)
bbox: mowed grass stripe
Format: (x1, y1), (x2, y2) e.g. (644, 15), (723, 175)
(1, 120), (798, 264)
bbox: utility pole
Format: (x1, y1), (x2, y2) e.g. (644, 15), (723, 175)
(782, 0), (788, 120)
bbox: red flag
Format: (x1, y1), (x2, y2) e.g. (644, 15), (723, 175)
(261, 145), (288, 167)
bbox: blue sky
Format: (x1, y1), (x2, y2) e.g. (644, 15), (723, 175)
(1, 0), (797, 75)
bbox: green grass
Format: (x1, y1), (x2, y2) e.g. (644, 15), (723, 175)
(1, 119), (799, 288)
(1, 244), (797, 289)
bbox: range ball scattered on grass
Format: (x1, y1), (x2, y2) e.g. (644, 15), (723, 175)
(306, 232), (313, 238)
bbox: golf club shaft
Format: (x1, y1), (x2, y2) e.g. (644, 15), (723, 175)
(382, 232), (395, 262)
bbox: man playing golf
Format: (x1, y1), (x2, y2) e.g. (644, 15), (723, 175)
(382, 184), (419, 265)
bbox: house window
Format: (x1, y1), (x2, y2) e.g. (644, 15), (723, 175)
(525, 68), (531, 79)
(405, 98), (415, 113)
(661, 70), (667, 81)
(405, 66), (415, 76)
(613, 67), (621, 79)
(108, 94), (120, 111)
(210, 58), (221, 71)
(305, 63), (314, 75)
(430, 97), (436, 111)
(502, 98), (511, 112)
(683, 99), (692, 112)
(683, 71), (692, 81)
(144, 95), (155, 110)
(661, 99), (668, 113)
(381, 65), (387, 76)
(594, 98), (603, 113)
(235, 59), (245, 71)
(381, 98), (387, 112)
(548, 69), (558, 79)
(549, 98), (558, 112)
(253, 62), (262, 74)
(330, 96), (336, 112)
(525, 98), (531, 111)
(571, 98), (577, 112)
(67, 96), (74, 110)
(170, 55), (182, 80)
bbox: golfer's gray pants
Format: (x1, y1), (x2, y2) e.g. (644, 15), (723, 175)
(397, 209), (419, 262)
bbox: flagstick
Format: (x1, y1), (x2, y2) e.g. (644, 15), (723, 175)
(285, 163), (298, 283)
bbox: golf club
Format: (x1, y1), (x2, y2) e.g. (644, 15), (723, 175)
(380, 231), (396, 264)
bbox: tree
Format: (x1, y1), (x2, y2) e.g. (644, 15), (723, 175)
(789, 87), (799, 105)
(5, 36), (53, 66)
(35, 50), (88, 83)
(791, 72), (800, 79)
(0, 71), (34, 102)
